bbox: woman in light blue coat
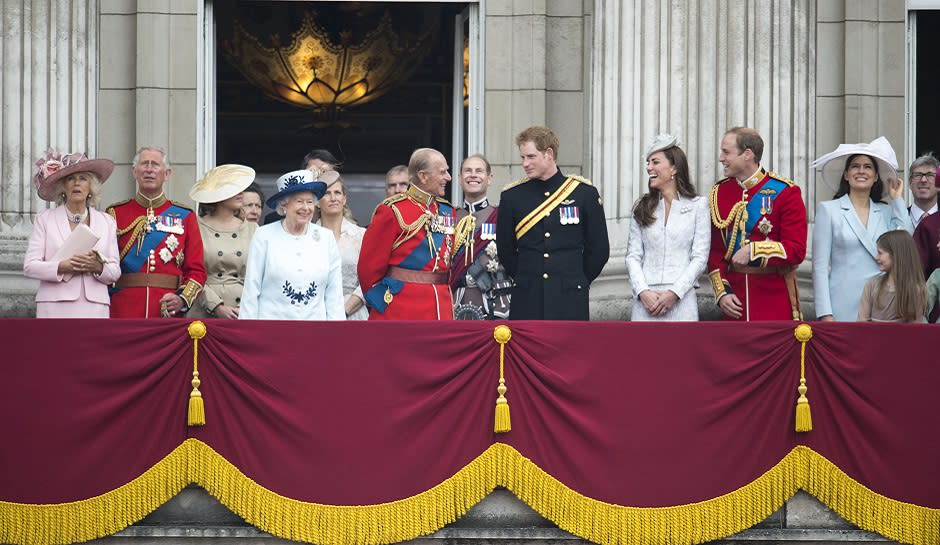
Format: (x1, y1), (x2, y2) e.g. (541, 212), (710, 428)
(812, 137), (913, 321)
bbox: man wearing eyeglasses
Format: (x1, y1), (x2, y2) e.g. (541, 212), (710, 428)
(912, 154), (940, 321)
(908, 154), (939, 228)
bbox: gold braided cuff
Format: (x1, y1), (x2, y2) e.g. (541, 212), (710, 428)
(708, 269), (732, 301)
(179, 280), (203, 308)
(750, 240), (787, 261)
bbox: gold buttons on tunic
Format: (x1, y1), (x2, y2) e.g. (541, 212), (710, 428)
(544, 192), (550, 197)
(544, 232), (551, 238)
(543, 253), (549, 258)
(543, 273), (549, 279)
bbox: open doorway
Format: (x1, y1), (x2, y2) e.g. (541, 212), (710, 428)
(914, 10), (940, 158)
(213, 1), (469, 224)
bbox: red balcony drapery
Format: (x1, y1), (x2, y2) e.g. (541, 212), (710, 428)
(0, 320), (937, 545)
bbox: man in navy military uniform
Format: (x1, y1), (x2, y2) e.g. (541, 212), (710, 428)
(496, 126), (610, 320)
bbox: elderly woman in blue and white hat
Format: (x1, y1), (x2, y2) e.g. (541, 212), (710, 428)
(240, 168), (345, 320)
(811, 136), (913, 322)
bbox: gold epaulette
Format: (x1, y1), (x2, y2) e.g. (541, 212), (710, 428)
(170, 200), (195, 212)
(712, 177), (734, 187)
(567, 174), (593, 186)
(435, 196), (455, 207)
(766, 171), (797, 187)
(501, 177), (529, 192)
(370, 193), (408, 219)
(381, 194), (408, 207)
(105, 198), (132, 216)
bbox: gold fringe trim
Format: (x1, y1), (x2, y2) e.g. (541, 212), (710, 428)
(0, 442), (191, 545)
(188, 439), (498, 545)
(2, 442), (937, 545)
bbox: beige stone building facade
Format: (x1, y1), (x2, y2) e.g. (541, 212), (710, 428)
(0, 1), (922, 318)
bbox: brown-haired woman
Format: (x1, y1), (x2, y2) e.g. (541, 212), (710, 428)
(626, 134), (710, 320)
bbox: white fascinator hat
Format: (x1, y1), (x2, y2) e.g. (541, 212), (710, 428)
(811, 136), (899, 192)
(645, 133), (681, 160)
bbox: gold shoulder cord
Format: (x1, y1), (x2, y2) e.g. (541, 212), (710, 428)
(115, 216), (150, 259)
(453, 214), (477, 265)
(709, 183), (748, 262)
(389, 205), (432, 251)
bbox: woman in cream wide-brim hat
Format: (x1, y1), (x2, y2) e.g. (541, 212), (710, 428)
(23, 150), (122, 318)
(187, 164), (258, 319)
(810, 137), (914, 322)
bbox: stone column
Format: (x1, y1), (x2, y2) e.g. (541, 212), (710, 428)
(589, 0), (817, 319)
(0, 0), (98, 316)
(483, 1), (591, 194)
(98, 1), (199, 208)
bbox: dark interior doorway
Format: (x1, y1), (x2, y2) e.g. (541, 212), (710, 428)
(214, 1), (465, 222)
(916, 11), (940, 157)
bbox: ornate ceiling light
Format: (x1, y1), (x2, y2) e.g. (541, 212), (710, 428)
(223, 11), (436, 124)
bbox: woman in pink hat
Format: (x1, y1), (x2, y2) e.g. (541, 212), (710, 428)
(23, 150), (121, 318)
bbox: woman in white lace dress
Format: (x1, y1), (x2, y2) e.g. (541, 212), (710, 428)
(626, 134), (710, 321)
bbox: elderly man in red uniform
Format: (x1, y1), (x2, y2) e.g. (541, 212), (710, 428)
(359, 148), (471, 320)
(107, 147), (206, 318)
(708, 127), (807, 321)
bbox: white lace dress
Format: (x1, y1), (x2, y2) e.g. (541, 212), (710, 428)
(625, 195), (710, 321)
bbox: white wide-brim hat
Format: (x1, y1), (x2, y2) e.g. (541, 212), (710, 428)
(266, 168), (339, 208)
(811, 136), (899, 192)
(644, 133), (681, 160)
(33, 151), (114, 202)
(189, 164), (256, 204)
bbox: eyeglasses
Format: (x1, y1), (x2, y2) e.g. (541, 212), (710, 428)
(910, 172), (937, 181)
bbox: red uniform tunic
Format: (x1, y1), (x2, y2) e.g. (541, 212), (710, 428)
(107, 195), (206, 318)
(707, 168), (807, 321)
(358, 185), (460, 320)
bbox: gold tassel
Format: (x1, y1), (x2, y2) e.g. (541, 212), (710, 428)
(188, 321), (207, 426)
(793, 323), (813, 432)
(493, 325), (512, 433)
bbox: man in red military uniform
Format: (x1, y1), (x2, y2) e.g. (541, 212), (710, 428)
(708, 127), (807, 321)
(107, 147), (206, 318)
(358, 148), (471, 320)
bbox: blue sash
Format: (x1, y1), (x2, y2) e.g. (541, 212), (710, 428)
(121, 204), (191, 273)
(725, 178), (788, 255)
(366, 203), (453, 313)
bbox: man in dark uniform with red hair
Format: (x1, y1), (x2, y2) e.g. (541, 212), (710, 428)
(108, 147), (206, 318)
(496, 126), (610, 320)
(708, 127), (807, 321)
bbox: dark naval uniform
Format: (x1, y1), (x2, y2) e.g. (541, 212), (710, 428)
(496, 170), (609, 320)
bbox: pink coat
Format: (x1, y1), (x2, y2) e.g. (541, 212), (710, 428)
(23, 206), (121, 311)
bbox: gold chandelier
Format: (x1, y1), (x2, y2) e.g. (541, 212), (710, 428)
(223, 11), (436, 122)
